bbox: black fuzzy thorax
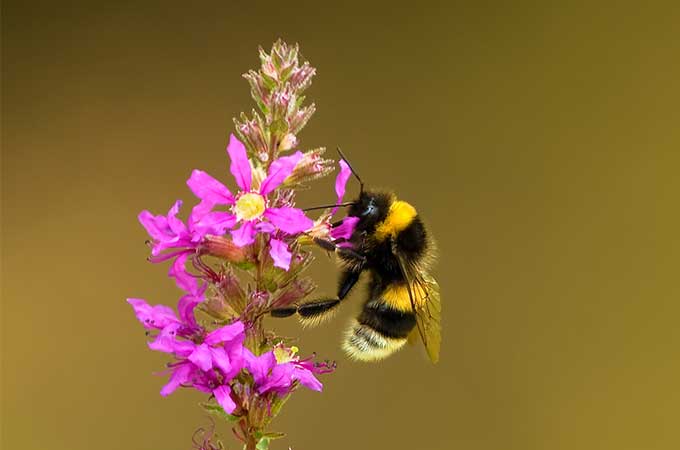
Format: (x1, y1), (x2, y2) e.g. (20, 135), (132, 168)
(341, 217), (429, 284)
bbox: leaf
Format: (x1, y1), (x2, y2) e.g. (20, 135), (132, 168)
(234, 260), (256, 271)
(269, 392), (292, 419)
(256, 437), (270, 450)
(263, 432), (285, 440)
(200, 402), (241, 423)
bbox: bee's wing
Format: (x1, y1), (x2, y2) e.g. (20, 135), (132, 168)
(392, 244), (441, 364)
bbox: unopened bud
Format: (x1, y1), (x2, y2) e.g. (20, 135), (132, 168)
(288, 104), (315, 135)
(270, 277), (316, 309)
(282, 148), (334, 187)
(279, 133), (297, 152)
(202, 235), (247, 263)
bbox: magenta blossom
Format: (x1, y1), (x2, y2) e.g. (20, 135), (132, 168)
(138, 199), (223, 263)
(188, 134), (313, 270)
(128, 296), (246, 413)
(243, 345), (333, 396)
(153, 322), (246, 413)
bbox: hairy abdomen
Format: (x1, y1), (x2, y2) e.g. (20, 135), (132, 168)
(342, 297), (416, 361)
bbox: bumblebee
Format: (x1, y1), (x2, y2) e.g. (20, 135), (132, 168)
(272, 152), (441, 363)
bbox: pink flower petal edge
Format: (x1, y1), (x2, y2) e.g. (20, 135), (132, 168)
(227, 134), (252, 191)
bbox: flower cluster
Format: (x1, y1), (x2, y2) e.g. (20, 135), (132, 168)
(127, 40), (355, 450)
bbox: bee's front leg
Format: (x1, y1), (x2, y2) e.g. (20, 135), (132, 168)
(312, 237), (366, 263)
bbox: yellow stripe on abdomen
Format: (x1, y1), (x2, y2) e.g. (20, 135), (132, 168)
(382, 283), (427, 312)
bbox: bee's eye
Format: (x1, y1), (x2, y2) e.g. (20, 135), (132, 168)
(362, 199), (377, 216)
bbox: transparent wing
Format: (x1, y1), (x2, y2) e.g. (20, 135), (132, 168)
(392, 244), (441, 364)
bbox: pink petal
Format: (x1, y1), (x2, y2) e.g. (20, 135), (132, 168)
(293, 366), (323, 392)
(138, 201), (193, 256)
(178, 284), (205, 328)
(259, 151), (303, 196)
(257, 363), (295, 395)
(187, 169), (234, 205)
(189, 343), (213, 371)
(256, 221), (275, 233)
(138, 210), (174, 244)
(330, 216), (359, 241)
(160, 363), (192, 396)
(209, 347), (232, 375)
(148, 324), (183, 353)
(169, 340), (196, 358)
(191, 211), (237, 238)
(138, 211), (165, 241)
(213, 385), (237, 414)
(166, 200), (187, 236)
(231, 221), (257, 247)
(205, 321), (245, 345)
(227, 134), (252, 191)
(127, 298), (179, 330)
(168, 252), (198, 294)
(332, 159), (353, 214)
(269, 238), (292, 270)
(264, 207), (314, 234)
(244, 349), (277, 386)
(224, 336), (245, 379)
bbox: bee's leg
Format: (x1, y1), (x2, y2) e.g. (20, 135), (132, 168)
(269, 306), (298, 318)
(312, 237), (366, 263)
(337, 268), (361, 300)
(269, 268), (362, 323)
(297, 299), (341, 319)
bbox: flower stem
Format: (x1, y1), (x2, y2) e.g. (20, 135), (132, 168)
(238, 414), (261, 450)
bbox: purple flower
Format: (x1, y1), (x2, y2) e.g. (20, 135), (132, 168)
(330, 216), (359, 241)
(128, 294), (247, 413)
(187, 134), (314, 270)
(138, 200), (215, 262)
(243, 345), (331, 396)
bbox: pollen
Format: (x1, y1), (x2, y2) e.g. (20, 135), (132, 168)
(234, 192), (266, 221)
(274, 344), (299, 363)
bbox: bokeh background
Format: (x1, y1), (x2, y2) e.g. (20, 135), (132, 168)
(3, 1), (680, 449)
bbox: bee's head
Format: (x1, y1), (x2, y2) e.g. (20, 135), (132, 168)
(348, 190), (394, 231)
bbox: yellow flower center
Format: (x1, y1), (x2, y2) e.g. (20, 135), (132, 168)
(234, 193), (266, 221)
(274, 345), (299, 364)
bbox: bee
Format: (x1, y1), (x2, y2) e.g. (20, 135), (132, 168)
(272, 151), (441, 363)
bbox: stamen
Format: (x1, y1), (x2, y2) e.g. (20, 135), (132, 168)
(192, 255), (220, 282)
(148, 248), (193, 263)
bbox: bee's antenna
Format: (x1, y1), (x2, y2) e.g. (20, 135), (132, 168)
(336, 147), (364, 194)
(303, 202), (355, 212)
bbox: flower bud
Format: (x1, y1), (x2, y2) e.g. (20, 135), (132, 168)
(202, 270), (246, 319)
(243, 70), (272, 112)
(288, 62), (315, 93)
(270, 277), (316, 309)
(282, 148), (334, 187)
(298, 210), (332, 245)
(270, 87), (295, 122)
(288, 104), (315, 135)
(234, 111), (269, 161)
(278, 133), (297, 152)
(202, 235), (248, 263)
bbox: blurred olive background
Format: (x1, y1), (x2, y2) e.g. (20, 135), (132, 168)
(3, 1), (680, 449)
